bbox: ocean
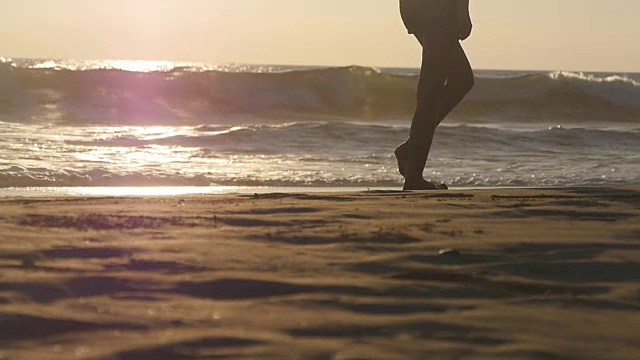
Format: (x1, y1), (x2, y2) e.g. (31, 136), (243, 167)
(0, 58), (638, 193)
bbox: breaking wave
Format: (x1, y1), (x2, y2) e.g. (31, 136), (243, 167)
(1, 60), (638, 124)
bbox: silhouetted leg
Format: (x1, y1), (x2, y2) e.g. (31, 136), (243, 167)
(402, 36), (453, 190)
(395, 39), (474, 180)
(436, 42), (474, 126)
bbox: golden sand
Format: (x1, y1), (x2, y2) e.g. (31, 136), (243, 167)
(0, 187), (638, 359)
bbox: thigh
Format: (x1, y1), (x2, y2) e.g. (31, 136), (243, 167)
(445, 42), (473, 82)
(416, 35), (457, 95)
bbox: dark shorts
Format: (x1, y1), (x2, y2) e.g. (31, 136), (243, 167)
(399, 0), (457, 38)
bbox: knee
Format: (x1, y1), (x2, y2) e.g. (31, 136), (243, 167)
(462, 71), (475, 95)
(447, 69), (474, 96)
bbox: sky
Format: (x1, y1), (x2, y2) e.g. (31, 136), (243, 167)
(1, 0), (639, 72)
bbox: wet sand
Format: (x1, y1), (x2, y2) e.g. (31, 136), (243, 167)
(0, 187), (639, 359)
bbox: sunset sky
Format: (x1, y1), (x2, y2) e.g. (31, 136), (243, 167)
(1, 0), (638, 72)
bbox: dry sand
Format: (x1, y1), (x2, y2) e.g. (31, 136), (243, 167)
(0, 187), (638, 360)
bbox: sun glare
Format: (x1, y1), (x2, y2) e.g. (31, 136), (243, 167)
(100, 59), (178, 72)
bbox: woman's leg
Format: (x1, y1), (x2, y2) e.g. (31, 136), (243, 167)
(396, 40), (474, 181)
(436, 42), (474, 126)
(402, 36), (453, 190)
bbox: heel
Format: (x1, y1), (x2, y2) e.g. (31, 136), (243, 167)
(394, 147), (408, 178)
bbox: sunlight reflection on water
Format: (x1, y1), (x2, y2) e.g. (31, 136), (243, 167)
(0, 187), (236, 197)
(0, 187), (393, 197)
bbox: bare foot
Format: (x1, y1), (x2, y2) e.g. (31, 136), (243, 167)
(394, 145), (408, 177)
(403, 178), (448, 191)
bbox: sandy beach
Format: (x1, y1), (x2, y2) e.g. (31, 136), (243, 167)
(0, 186), (638, 360)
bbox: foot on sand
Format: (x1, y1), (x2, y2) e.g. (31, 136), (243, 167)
(403, 178), (448, 191)
(395, 145), (447, 191)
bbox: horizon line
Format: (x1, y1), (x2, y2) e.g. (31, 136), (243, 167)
(3, 55), (639, 74)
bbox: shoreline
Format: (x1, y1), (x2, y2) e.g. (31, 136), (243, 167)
(1, 186), (396, 198)
(2, 184), (637, 198)
(1, 186), (638, 359)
